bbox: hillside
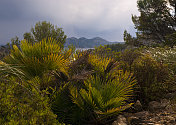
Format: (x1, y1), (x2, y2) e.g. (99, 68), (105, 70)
(64, 37), (123, 48)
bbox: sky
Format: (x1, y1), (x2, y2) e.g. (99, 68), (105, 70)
(0, 0), (139, 45)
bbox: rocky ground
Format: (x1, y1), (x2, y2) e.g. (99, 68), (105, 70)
(112, 93), (176, 125)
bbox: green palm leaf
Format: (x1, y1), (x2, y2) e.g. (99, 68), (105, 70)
(4, 38), (72, 78)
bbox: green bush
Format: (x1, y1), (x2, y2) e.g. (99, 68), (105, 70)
(52, 54), (136, 125)
(0, 77), (61, 125)
(120, 49), (142, 71)
(0, 37), (138, 125)
(0, 38), (72, 124)
(106, 43), (127, 52)
(4, 38), (72, 78)
(93, 45), (121, 61)
(132, 54), (170, 103)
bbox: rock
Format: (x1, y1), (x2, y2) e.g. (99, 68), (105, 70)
(128, 116), (143, 125)
(165, 92), (176, 99)
(118, 99), (176, 125)
(134, 111), (149, 119)
(165, 93), (173, 99)
(167, 104), (176, 113)
(160, 99), (170, 108)
(160, 112), (170, 116)
(112, 115), (127, 125)
(165, 116), (175, 123)
(148, 101), (163, 112)
(150, 116), (160, 122)
(134, 100), (143, 112)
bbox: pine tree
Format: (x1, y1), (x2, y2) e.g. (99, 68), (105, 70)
(132, 0), (176, 45)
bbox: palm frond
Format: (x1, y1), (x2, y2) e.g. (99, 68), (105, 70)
(70, 72), (135, 123)
(0, 60), (25, 80)
(53, 53), (136, 124)
(4, 38), (72, 78)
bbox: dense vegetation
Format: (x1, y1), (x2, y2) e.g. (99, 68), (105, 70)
(1, 37), (176, 124)
(0, 0), (176, 124)
(0, 38), (136, 124)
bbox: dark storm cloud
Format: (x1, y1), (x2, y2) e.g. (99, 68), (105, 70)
(0, 2), (16, 20)
(0, 0), (139, 45)
(0, 0), (52, 45)
(0, 0), (25, 21)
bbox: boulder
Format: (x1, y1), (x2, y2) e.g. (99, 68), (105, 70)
(160, 99), (170, 108)
(165, 92), (176, 99)
(134, 111), (149, 119)
(128, 116), (143, 125)
(134, 100), (143, 112)
(165, 116), (175, 123)
(148, 101), (163, 112)
(112, 115), (127, 125)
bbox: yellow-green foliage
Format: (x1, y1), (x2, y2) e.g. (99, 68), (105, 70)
(4, 38), (72, 78)
(0, 60), (25, 80)
(0, 77), (61, 125)
(0, 38), (137, 125)
(70, 72), (135, 116)
(88, 54), (112, 74)
(93, 45), (121, 61)
(52, 53), (136, 124)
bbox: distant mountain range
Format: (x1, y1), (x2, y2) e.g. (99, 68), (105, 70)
(0, 37), (123, 48)
(64, 37), (123, 48)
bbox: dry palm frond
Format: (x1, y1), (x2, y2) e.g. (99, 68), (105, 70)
(0, 60), (25, 80)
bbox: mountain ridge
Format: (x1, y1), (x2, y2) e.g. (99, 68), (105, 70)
(65, 37), (123, 48)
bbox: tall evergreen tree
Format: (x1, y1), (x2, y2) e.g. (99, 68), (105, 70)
(132, 0), (176, 45)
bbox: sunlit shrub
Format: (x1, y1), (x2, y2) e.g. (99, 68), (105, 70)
(4, 38), (72, 78)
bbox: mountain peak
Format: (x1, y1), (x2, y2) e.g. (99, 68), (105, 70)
(69, 37), (77, 40)
(93, 37), (104, 39)
(91, 37), (108, 42)
(79, 37), (86, 40)
(65, 36), (121, 48)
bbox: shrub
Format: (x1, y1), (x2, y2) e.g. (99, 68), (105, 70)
(106, 43), (127, 52)
(120, 49), (142, 71)
(132, 54), (170, 103)
(93, 45), (121, 61)
(0, 77), (61, 125)
(147, 46), (176, 74)
(4, 38), (72, 78)
(0, 60), (25, 80)
(52, 54), (136, 125)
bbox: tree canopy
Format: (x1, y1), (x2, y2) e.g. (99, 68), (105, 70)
(127, 0), (176, 46)
(23, 21), (67, 46)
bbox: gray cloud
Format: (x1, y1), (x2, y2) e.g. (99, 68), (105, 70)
(0, 0), (139, 45)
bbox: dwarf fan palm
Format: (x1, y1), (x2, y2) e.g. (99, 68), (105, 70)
(4, 38), (72, 78)
(69, 71), (135, 124)
(52, 53), (136, 125)
(0, 60), (25, 80)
